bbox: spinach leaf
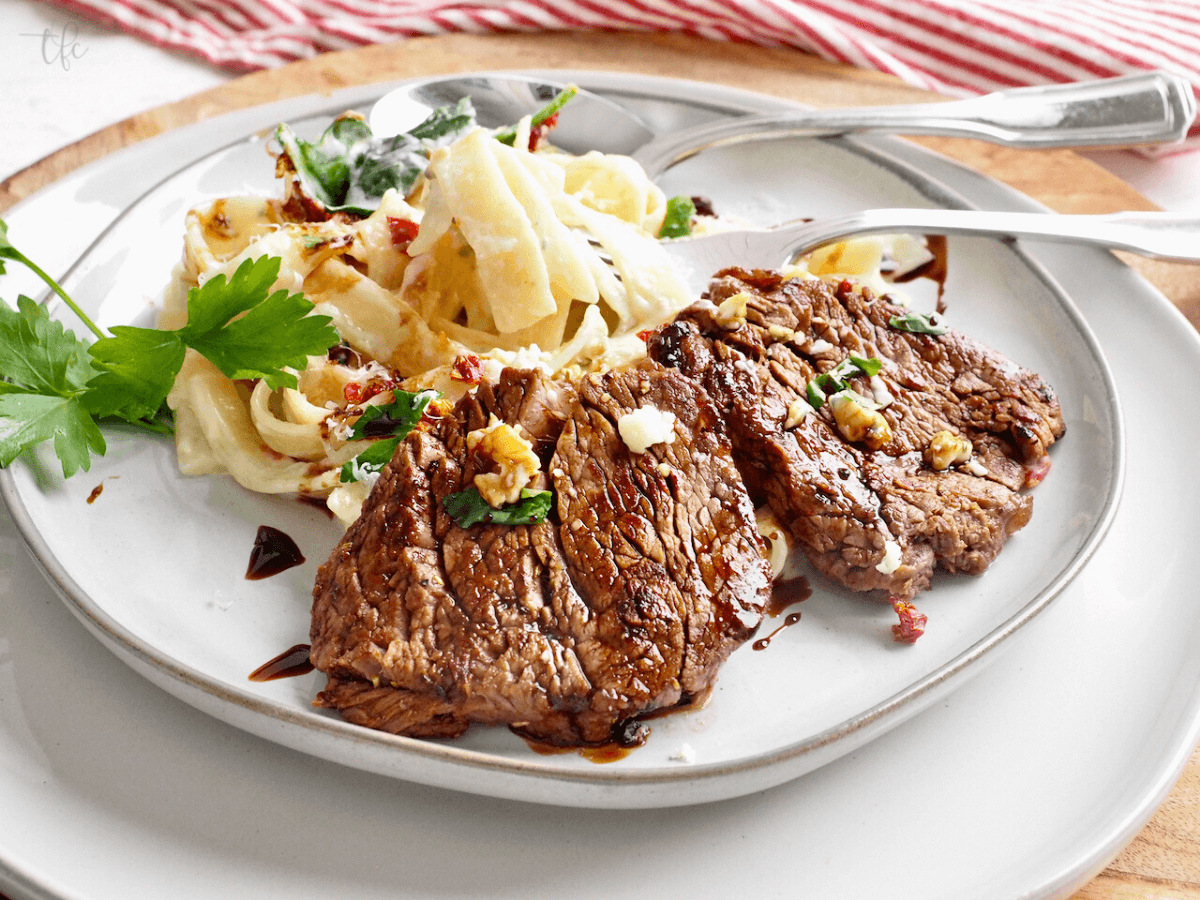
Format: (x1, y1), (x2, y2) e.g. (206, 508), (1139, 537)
(443, 486), (553, 527)
(339, 389), (440, 485)
(277, 98), (476, 216)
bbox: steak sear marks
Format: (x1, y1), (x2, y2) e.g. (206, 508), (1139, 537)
(310, 366), (771, 745)
(647, 268), (1063, 600)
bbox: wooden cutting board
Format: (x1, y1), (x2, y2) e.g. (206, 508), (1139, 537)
(2, 31), (1197, 900)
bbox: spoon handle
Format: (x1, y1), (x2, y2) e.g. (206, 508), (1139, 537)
(635, 71), (1197, 177)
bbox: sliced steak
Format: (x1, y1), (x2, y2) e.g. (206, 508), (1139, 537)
(310, 366), (770, 745)
(647, 268), (1063, 600)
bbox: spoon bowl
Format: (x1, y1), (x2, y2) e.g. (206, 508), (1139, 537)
(369, 73), (655, 155)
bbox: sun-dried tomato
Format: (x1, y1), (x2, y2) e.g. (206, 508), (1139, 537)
(413, 398), (453, 433)
(1024, 456), (1052, 488)
(343, 373), (401, 407)
(450, 354), (485, 384)
(528, 113), (560, 151)
(891, 597), (927, 643)
(387, 217), (419, 245)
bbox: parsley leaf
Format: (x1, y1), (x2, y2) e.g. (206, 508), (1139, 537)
(86, 256), (338, 424)
(889, 311), (948, 336)
(339, 389), (440, 484)
(443, 486), (553, 528)
(658, 195), (696, 239)
(179, 262), (338, 388)
(83, 326), (186, 421)
(0, 296), (105, 475)
(804, 355), (883, 410)
(0, 249), (339, 478)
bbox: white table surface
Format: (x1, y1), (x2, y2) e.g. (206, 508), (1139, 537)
(4, 0), (1199, 213)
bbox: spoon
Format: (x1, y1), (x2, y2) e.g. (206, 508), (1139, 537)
(369, 73), (654, 155)
(658, 209), (1200, 297)
(368, 71), (1196, 176)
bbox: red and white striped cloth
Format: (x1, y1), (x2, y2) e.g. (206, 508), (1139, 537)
(46, 0), (1200, 136)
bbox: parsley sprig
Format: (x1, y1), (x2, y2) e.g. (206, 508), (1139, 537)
(805, 355), (882, 410)
(0, 227), (339, 478)
(658, 195), (696, 239)
(889, 311), (947, 336)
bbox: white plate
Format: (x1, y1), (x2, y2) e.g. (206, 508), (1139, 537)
(0, 74), (1123, 813)
(2, 69), (1198, 900)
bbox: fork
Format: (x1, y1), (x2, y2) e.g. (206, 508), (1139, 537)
(633, 71), (1198, 179)
(658, 209), (1200, 296)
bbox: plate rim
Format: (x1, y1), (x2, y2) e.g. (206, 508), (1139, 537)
(0, 69), (1125, 805)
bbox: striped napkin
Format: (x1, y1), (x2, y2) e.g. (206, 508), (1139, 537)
(46, 0), (1200, 138)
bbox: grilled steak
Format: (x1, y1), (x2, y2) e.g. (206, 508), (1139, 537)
(310, 265), (1065, 745)
(310, 366), (771, 745)
(647, 268), (1064, 601)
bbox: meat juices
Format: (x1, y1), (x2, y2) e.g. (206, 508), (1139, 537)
(310, 368), (771, 746)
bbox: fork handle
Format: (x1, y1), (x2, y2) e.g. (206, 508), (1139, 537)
(636, 71), (1197, 177)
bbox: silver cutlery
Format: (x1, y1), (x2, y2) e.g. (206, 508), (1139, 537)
(368, 71), (1197, 176)
(658, 209), (1200, 296)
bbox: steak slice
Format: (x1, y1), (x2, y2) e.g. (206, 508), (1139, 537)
(647, 268), (1064, 600)
(310, 365), (770, 745)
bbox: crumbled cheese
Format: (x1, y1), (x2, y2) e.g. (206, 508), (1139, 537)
(768, 324), (796, 342)
(670, 743), (696, 764)
(808, 339), (835, 354)
(715, 291), (753, 328)
(829, 390), (892, 450)
(466, 415), (541, 507)
(964, 458), (989, 477)
(869, 375), (895, 409)
(657, 462), (672, 477)
(784, 398), (811, 429)
(617, 405), (677, 454)
(876, 539), (902, 575)
(926, 430), (973, 471)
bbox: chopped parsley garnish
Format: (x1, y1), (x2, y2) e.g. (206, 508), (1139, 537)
(0, 234), (338, 478)
(804, 355), (883, 410)
(339, 389), (440, 485)
(658, 195), (696, 239)
(443, 486), (553, 527)
(889, 311), (948, 336)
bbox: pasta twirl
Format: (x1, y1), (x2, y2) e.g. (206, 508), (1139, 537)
(163, 109), (695, 525)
